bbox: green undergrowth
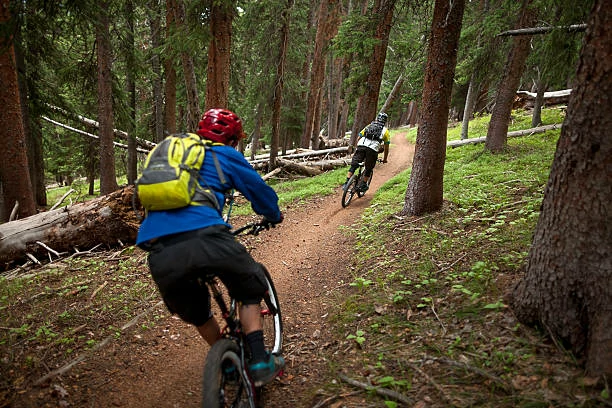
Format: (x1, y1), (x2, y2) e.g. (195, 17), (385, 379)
(327, 125), (607, 406)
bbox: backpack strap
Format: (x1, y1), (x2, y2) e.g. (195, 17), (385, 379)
(191, 140), (229, 211)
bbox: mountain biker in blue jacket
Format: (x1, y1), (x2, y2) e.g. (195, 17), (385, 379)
(343, 112), (390, 192)
(137, 108), (285, 386)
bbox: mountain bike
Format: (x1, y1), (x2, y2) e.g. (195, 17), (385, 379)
(201, 221), (283, 408)
(341, 160), (381, 208)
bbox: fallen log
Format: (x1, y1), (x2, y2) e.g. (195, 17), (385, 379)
(276, 159), (323, 177)
(447, 123), (562, 148)
(515, 89), (571, 109)
(0, 187), (140, 269)
(249, 146), (349, 165)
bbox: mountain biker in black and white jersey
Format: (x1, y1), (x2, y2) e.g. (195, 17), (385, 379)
(343, 112), (390, 192)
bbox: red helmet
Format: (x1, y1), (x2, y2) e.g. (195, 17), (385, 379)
(196, 108), (246, 147)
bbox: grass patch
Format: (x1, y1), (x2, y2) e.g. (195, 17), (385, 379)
(326, 117), (605, 406)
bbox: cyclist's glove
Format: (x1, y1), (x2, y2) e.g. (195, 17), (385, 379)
(261, 212), (284, 230)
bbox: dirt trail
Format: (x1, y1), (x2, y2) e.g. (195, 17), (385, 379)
(46, 133), (414, 408)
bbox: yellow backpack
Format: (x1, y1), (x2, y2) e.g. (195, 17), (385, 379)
(135, 133), (225, 211)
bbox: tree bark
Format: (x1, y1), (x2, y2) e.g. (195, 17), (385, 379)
(148, 0), (165, 143)
(0, 187), (140, 269)
(380, 74), (404, 114)
(164, 0), (178, 134)
(301, 0), (336, 148)
(96, 0), (119, 194)
(350, 0), (396, 147)
(126, 0), (138, 185)
(205, 1), (233, 110)
(485, 0), (537, 152)
(0, 0), (36, 221)
(175, 0), (200, 131)
(401, 0), (465, 216)
(510, 0), (612, 376)
(269, 0), (293, 172)
(460, 74), (478, 140)
(531, 79), (545, 127)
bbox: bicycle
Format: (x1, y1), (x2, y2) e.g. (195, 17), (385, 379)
(341, 160), (381, 208)
(201, 220), (283, 408)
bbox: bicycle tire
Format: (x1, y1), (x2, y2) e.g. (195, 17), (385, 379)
(341, 174), (358, 208)
(202, 339), (255, 408)
(260, 267), (283, 356)
(357, 171), (372, 198)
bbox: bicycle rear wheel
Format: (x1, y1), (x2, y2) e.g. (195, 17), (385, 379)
(341, 174), (358, 208)
(260, 267), (283, 356)
(202, 339), (255, 408)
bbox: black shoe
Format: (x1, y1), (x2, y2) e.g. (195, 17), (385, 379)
(248, 352), (285, 387)
(358, 182), (369, 192)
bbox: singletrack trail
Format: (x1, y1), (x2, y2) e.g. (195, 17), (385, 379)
(54, 132), (413, 408)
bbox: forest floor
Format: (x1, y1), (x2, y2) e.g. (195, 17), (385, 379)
(2, 132), (607, 407)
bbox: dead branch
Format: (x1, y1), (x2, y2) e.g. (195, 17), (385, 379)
(50, 189), (76, 211)
(42, 116), (150, 154)
(425, 355), (511, 392)
(46, 105), (156, 150)
(311, 391), (362, 408)
(407, 363), (454, 404)
(498, 24), (586, 37)
(35, 241), (62, 259)
(261, 167), (282, 181)
(9, 201), (19, 222)
(448, 123), (562, 148)
(338, 372), (412, 405)
(90, 281), (108, 301)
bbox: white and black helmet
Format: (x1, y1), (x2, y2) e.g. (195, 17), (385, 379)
(376, 112), (388, 124)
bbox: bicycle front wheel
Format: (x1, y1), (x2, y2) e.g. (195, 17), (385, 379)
(341, 175), (358, 208)
(260, 266), (283, 356)
(202, 339), (255, 408)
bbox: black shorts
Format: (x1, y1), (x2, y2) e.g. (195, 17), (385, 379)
(147, 225), (268, 326)
(351, 145), (378, 177)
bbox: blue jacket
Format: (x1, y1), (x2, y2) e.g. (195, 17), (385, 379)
(136, 144), (281, 246)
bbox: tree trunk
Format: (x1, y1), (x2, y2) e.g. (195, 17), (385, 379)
(460, 74), (478, 140)
(126, 0), (138, 185)
(205, 1), (233, 109)
(269, 0), (293, 172)
(96, 0), (119, 194)
(510, 0), (612, 376)
(0, 0), (36, 221)
(250, 105), (264, 160)
(350, 0), (396, 145)
(0, 187), (140, 268)
(301, 0), (335, 148)
(148, 0), (165, 143)
(175, 0), (200, 131)
(531, 78), (546, 127)
(485, 0), (537, 152)
(380, 74), (404, 114)
(164, 0), (178, 134)
(401, 0), (465, 216)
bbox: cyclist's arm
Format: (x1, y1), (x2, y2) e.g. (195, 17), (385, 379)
(225, 150), (282, 223)
(382, 128), (391, 163)
(382, 144), (389, 163)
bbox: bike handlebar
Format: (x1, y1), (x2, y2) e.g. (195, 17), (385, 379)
(231, 219), (278, 236)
